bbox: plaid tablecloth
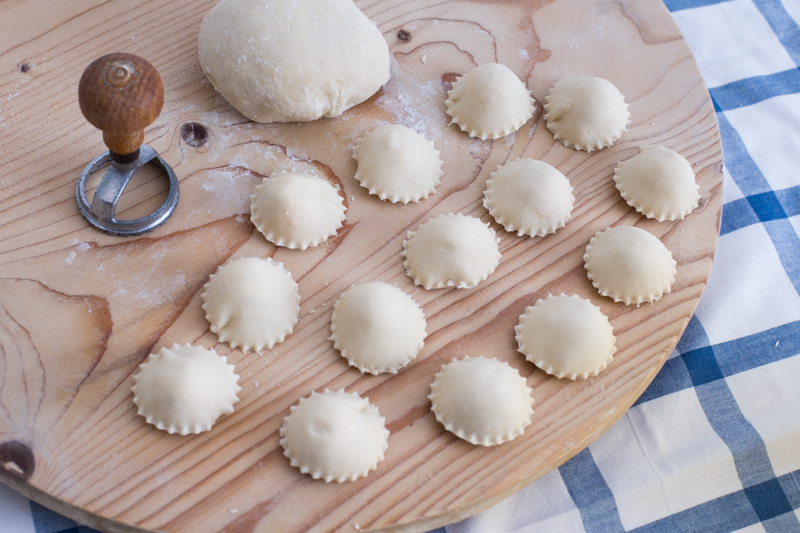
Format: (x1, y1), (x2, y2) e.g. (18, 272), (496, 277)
(2, 0), (798, 532)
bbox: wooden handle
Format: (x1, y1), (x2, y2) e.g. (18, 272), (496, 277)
(78, 53), (164, 161)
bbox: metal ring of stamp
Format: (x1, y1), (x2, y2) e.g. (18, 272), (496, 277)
(76, 144), (180, 236)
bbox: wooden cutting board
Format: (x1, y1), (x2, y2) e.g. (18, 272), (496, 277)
(0, 0), (722, 531)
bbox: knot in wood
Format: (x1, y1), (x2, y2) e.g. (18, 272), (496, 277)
(0, 440), (35, 481)
(181, 122), (208, 147)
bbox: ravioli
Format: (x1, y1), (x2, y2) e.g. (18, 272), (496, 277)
(330, 282), (427, 374)
(132, 344), (241, 435)
(584, 226), (677, 305)
(445, 63), (536, 140)
(429, 356), (534, 446)
(402, 213), (501, 289)
(250, 171), (346, 250)
(544, 76), (630, 152)
(280, 390), (390, 482)
(201, 257), (300, 352)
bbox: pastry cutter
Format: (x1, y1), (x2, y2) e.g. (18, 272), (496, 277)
(76, 53), (179, 236)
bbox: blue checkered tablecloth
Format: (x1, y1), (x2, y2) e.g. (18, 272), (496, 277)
(2, 0), (798, 532)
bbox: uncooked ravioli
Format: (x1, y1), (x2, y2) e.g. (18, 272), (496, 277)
(201, 257), (300, 352)
(132, 344), (241, 435)
(429, 356), (534, 446)
(483, 159), (574, 237)
(330, 282), (427, 374)
(250, 171), (346, 250)
(516, 294), (616, 380)
(402, 213), (501, 289)
(613, 145), (700, 221)
(279, 389), (389, 482)
(583, 226), (677, 305)
(445, 63), (536, 140)
(353, 124), (443, 203)
(544, 76), (630, 152)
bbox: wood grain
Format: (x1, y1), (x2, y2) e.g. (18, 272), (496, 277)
(0, 0), (722, 531)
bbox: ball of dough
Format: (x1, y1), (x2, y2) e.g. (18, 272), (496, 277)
(198, 0), (390, 123)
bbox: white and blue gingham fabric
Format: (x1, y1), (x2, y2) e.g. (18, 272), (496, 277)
(1, 1), (798, 532)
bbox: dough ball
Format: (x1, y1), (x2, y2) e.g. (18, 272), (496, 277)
(198, 0), (390, 123)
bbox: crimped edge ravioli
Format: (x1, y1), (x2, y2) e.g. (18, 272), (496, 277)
(516, 294), (616, 380)
(353, 124), (443, 203)
(132, 343), (241, 435)
(279, 389), (389, 482)
(330, 282), (427, 374)
(402, 213), (501, 289)
(201, 257), (300, 352)
(484, 158), (574, 237)
(543, 76), (630, 152)
(429, 356), (534, 446)
(583, 226), (677, 305)
(250, 171), (346, 250)
(613, 145), (700, 222)
(445, 63), (536, 140)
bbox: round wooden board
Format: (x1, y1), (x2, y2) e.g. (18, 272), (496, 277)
(0, 0), (722, 531)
